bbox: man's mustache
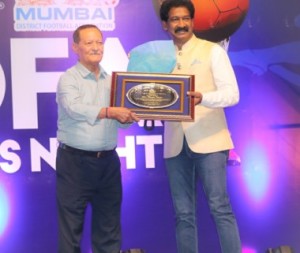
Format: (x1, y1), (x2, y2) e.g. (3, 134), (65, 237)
(175, 26), (189, 33)
(91, 51), (100, 55)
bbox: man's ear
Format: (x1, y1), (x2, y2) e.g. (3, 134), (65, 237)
(72, 42), (78, 54)
(162, 21), (168, 31)
(191, 19), (195, 30)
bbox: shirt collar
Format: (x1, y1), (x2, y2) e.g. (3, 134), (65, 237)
(175, 34), (198, 51)
(75, 62), (108, 79)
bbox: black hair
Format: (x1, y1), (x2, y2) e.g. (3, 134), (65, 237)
(160, 0), (195, 22)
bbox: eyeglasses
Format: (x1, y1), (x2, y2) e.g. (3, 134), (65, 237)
(168, 16), (192, 24)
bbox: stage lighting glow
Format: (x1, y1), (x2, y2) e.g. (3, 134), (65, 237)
(0, 184), (10, 237)
(242, 141), (270, 203)
(242, 247), (257, 253)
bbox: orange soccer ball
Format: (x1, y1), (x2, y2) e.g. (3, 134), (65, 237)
(192, 0), (250, 42)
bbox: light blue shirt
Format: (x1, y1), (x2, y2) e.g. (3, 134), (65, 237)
(56, 62), (129, 151)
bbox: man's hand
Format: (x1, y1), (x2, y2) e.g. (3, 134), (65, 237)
(108, 107), (139, 123)
(187, 91), (202, 105)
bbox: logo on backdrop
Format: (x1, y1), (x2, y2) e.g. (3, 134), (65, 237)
(0, 65), (5, 107)
(13, 0), (120, 32)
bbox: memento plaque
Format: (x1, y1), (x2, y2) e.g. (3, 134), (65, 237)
(110, 71), (195, 121)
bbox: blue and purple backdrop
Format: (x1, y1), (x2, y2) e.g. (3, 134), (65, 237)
(0, 0), (299, 253)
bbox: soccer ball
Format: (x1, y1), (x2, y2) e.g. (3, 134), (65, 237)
(152, 0), (249, 42)
(192, 0), (250, 42)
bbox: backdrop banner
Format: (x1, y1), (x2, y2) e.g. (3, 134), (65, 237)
(0, 1), (300, 253)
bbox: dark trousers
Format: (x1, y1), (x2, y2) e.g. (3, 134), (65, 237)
(56, 147), (122, 253)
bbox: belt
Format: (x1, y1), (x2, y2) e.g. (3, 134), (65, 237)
(58, 143), (116, 158)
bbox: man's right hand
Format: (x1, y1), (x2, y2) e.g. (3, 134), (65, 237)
(107, 107), (139, 123)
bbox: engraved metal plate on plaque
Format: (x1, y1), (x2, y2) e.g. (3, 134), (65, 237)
(126, 82), (179, 109)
